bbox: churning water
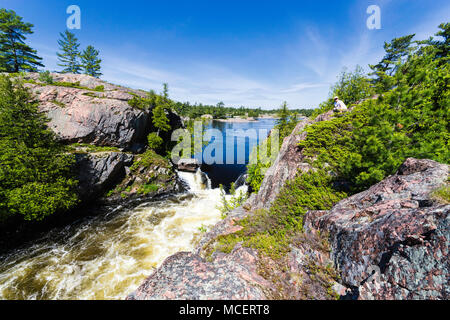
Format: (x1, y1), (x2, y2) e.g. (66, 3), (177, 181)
(0, 170), (247, 300)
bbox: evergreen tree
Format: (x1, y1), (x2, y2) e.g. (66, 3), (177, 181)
(152, 84), (171, 136)
(80, 45), (102, 77)
(0, 75), (78, 221)
(57, 30), (81, 74)
(369, 34), (415, 92)
(152, 103), (171, 134)
(162, 83), (169, 99)
(0, 9), (44, 73)
(214, 101), (227, 119)
(431, 23), (449, 60)
(276, 101), (292, 138)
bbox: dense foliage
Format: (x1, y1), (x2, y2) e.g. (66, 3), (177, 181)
(0, 75), (78, 221)
(302, 28), (449, 191)
(217, 170), (345, 259)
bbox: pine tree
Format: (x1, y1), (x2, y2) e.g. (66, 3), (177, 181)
(152, 102), (171, 134)
(57, 30), (81, 74)
(80, 45), (102, 77)
(276, 102), (291, 137)
(432, 23), (449, 60)
(369, 34), (415, 92)
(152, 84), (171, 136)
(0, 75), (78, 221)
(0, 9), (44, 73)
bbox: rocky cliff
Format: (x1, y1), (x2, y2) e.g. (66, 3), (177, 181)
(23, 73), (183, 204)
(129, 111), (449, 300)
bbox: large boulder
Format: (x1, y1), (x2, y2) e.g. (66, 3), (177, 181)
(22, 73), (182, 151)
(177, 159), (200, 172)
(307, 158), (449, 299)
(129, 246), (269, 300)
(75, 152), (134, 202)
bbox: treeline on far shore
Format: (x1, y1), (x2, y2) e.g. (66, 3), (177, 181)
(173, 101), (316, 120)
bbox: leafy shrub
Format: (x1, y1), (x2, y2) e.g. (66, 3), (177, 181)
(147, 132), (163, 150)
(127, 96), (148, 110)
(130, 149), (169, 172)
(217, 183), (248, 217)
(38, 71), (54, 84)
(137, 184), (160, 195)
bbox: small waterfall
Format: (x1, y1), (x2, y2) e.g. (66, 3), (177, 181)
(177, 169), (212, 193)
(234, 173), (248, 189)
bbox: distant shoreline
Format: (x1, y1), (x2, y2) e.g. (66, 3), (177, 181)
(214, 118), (258, 123)
(214, 116), (278, 123)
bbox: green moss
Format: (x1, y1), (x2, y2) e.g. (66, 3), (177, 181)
(68, 143), (121, 153)
(51, 100), (65, 108)
(53, 81), (105, 92)
(130, 149), (169, 172)
(431, 184), (450, 204)
(82, 92), (100, 98)
(137, 184), (160, 195)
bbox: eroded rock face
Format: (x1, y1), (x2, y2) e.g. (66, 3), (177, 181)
(75, 152), (134, 202)
(23, 73), (181, 151)
(28, 82), (147, 149)
(307, 158), (449, 300)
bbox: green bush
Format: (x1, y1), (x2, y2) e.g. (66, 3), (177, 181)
(217, 183), (248, 217)
(137, 184), (160, 195)
(130, 149), (168, 172)
(38, 71), (54, 84)
(147, 132), (163, 150)
(312, 66), (375, 118)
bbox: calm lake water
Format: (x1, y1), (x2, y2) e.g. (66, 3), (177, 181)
(197, 118), (277, 188)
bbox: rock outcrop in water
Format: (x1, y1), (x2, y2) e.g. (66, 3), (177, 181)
(129, 110), (449, 300)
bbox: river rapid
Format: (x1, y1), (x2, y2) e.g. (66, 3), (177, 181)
(0, 170), (246, 300)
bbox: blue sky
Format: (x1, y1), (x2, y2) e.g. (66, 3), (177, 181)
(2, 0), (449, 109)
